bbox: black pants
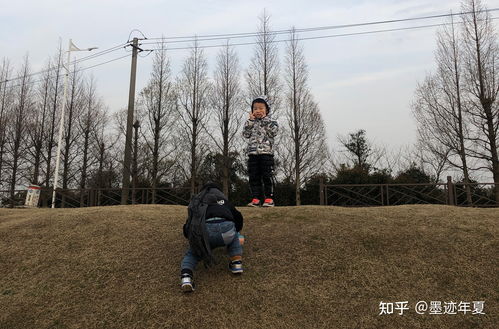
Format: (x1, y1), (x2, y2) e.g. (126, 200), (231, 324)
(248, 154), (274, 200)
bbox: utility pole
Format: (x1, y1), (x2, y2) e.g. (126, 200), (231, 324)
(121, 37), (140, 205)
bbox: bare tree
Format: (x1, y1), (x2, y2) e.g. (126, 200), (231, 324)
(283, 28), (329, 205)
(246, 9), (281, 113)
(211, 41), (244, 196)
(176, 39), (211, 195)
(6, 55), (34, 203)
(26, 59), (52, 186)
(376, 145), (405, 176)
(461, 0), (499, 201)
(245, 9), (285, 190)
(77, 76), (106, 198)
(0, 58), (12, 189)
(90, 111), (117, 189)
(112, 107), (130, 186)
(61, 63), (84, 190)
(139, 38), (177, 201)
(412, 15), (474, 203)
(113, 108), (148, 192)
(411, 141), (451, 183)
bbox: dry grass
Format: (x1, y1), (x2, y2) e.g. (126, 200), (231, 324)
(0, 205), (497, 329)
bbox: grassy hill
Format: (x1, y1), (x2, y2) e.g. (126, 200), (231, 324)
(0, 205), (497, 329)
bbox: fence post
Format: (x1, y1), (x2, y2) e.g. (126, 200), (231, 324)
(41, 189), (48, 207)
(319, 176), (325, 205)
(447, 176), (455, 206)
(386, 185), (390, 205)
(88, 189), (93, 207)
(381, 185), (384, 206)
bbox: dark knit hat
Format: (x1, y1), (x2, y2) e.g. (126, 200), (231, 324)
(251, 97), (270, 114)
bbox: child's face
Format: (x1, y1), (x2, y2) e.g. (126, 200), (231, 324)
(252, 103), (267, 118)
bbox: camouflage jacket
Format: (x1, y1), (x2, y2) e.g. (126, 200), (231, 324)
(242, 116), (278, 155)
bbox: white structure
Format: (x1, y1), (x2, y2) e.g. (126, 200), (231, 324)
(25, 185), (41, 207)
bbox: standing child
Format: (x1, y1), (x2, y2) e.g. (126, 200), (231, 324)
(243, 97), (278, 207)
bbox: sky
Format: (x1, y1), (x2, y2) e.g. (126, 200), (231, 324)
(1, 0), (499, 174)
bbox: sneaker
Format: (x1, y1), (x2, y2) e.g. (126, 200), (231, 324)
(229, 260), (243, 274)
(180, 273), (195, 292)
(247, 198), (261, 207)
(262, 198), (275, 207)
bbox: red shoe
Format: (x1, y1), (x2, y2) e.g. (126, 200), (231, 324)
(262, 198), (275, 207)
(247, 198), (261, 207)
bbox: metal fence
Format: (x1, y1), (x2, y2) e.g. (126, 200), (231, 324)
(319, 177), (498, 207)
(0, 187), (191, 208)
(1, 178), (497, 208)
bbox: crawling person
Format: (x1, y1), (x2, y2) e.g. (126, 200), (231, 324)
(180, 182), (244, 292)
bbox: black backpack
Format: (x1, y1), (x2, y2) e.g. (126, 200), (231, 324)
(183, 187), (217, 267)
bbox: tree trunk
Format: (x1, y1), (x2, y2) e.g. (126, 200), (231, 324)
(483, 102), (499, 203)
(191, 121), (197, 196)
(79, 130), (89, 206)
(0, 71), (8, 188)
(222, 80), (230, 197)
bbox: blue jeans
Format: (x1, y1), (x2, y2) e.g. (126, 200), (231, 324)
(181, 221), (243, 272)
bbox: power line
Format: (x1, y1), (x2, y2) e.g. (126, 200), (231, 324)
(63, 17), (499, 84)
(4, 54), (131, 90)
(0, 43), (128, 86)
(2, 8), (498, 86)
(126, 29), (148, 43)
(74, 43), (128, 64)
(4, 16), (498, 89)
(144, 7), (499, 42)
(77, 54), (131, 72)
(140, 17), (499, 52)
